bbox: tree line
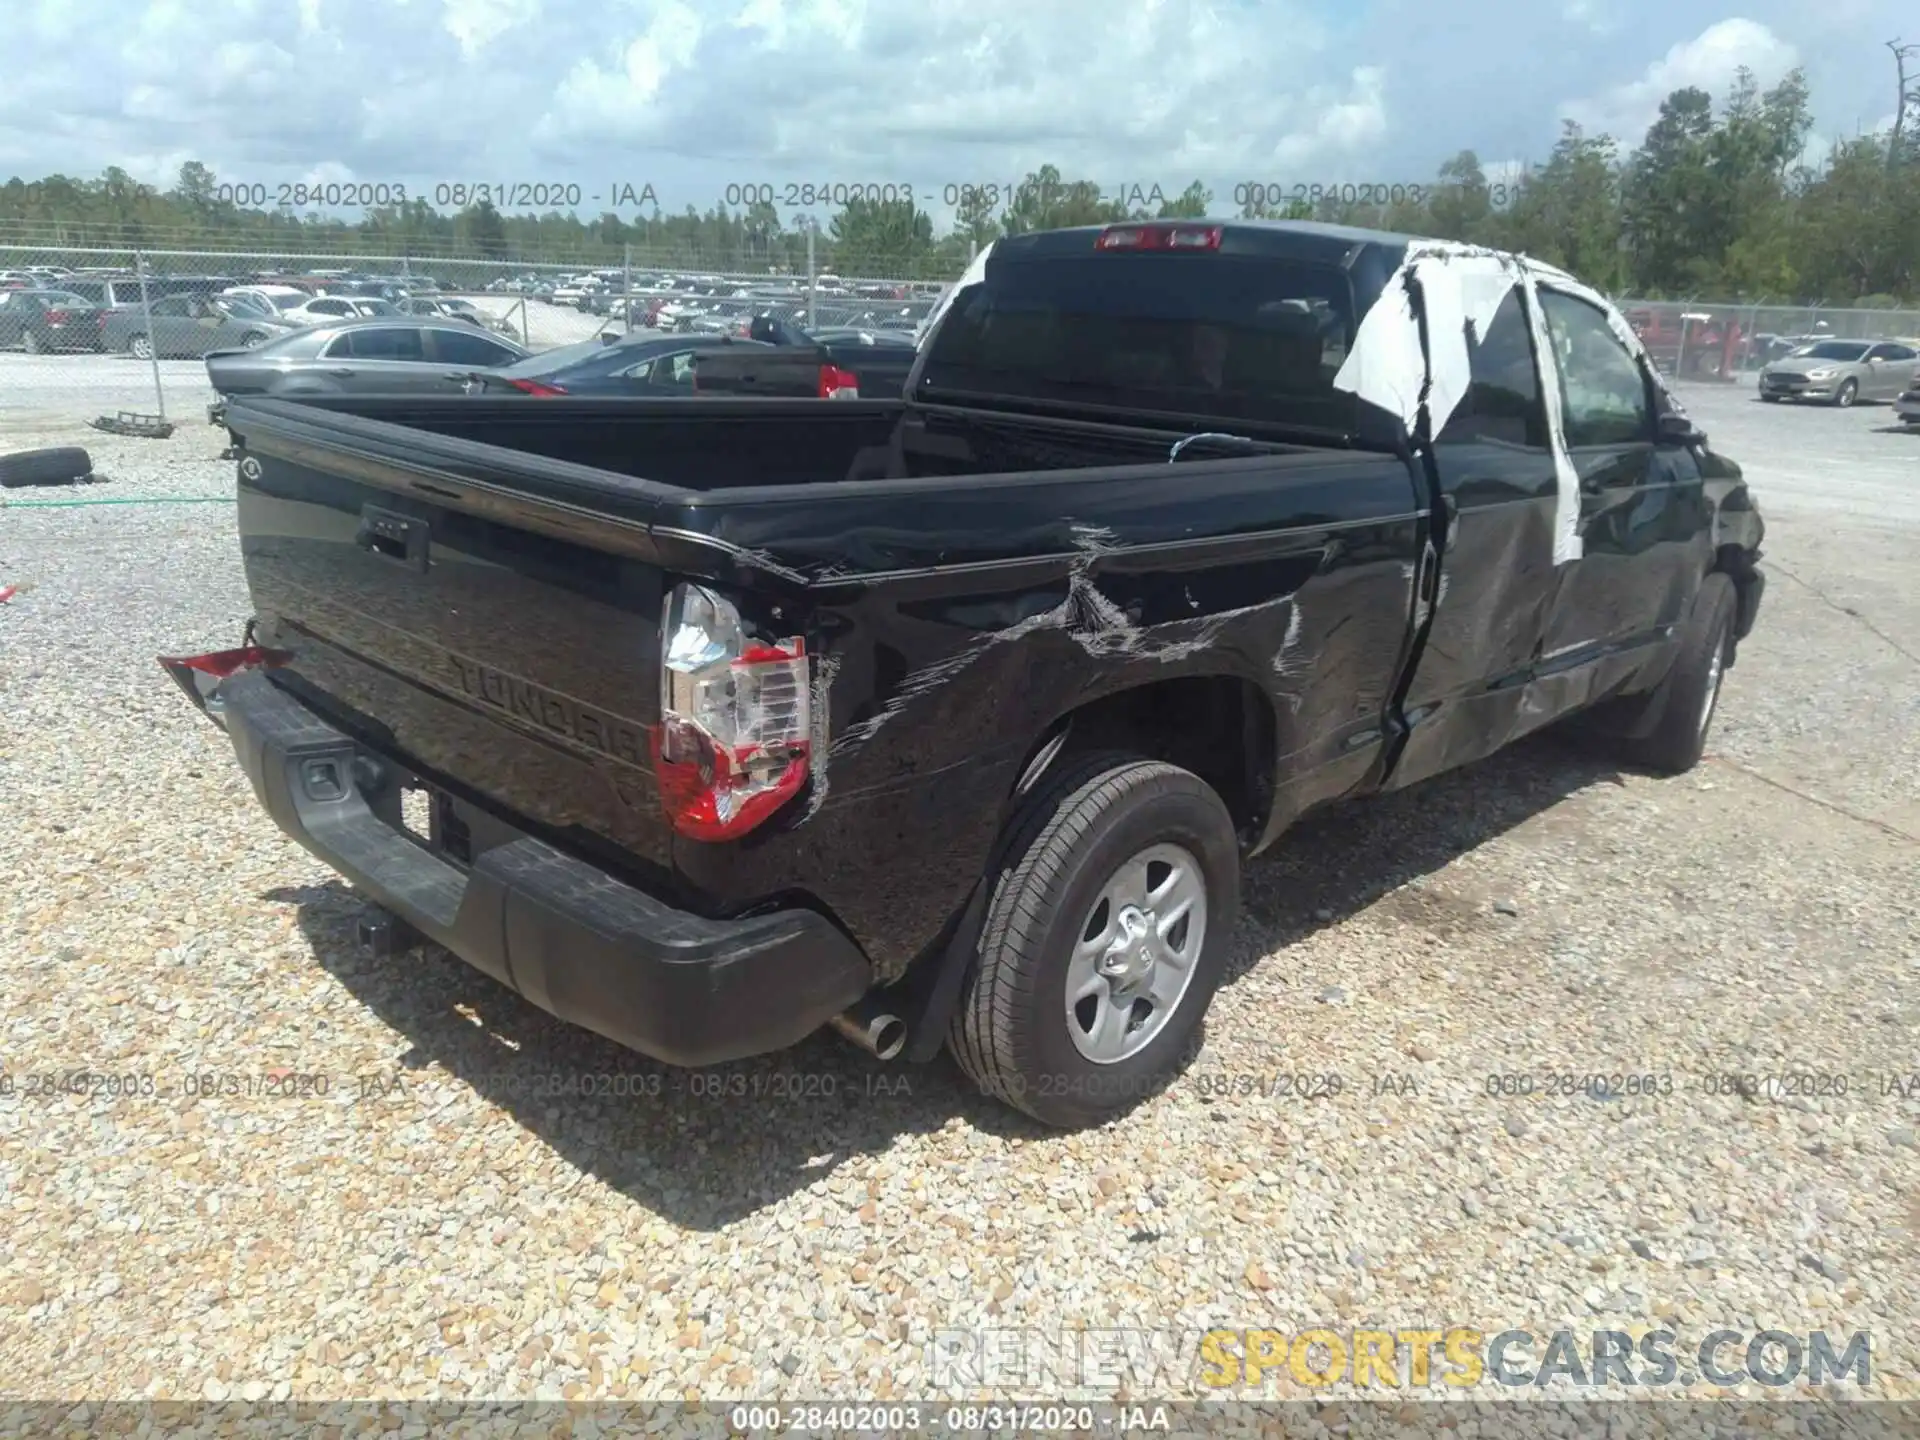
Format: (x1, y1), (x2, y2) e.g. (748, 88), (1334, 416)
(1, 61), (1914, 302)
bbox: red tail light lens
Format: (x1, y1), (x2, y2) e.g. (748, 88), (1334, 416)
(1095, 224), (1223, 251)
(156, 645), (293, 727)
(652, 584), (812, 842)
(157, 645), (293, 678)
(506, 378), (566, 396)
(818, 362), (859, 399)
(45, 309), (70, 323)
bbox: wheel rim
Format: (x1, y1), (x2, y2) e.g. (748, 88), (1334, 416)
(1064, 842), (1208, 1065)
(24, 332), (40, 353)
(1698, 634), (1726, 738)
(132, 337), (151, 359)
(1837, 382), (1856, 407)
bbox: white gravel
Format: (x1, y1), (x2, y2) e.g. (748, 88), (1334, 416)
(1, 381), (1916, 1408)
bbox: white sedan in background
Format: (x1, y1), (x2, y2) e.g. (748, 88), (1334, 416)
(279, 295), (402, 326)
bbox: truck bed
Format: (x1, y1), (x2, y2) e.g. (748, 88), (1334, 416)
(222, 393), (1425, 957)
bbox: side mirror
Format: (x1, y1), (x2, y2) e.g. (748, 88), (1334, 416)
(1656, 411), (1706, 448)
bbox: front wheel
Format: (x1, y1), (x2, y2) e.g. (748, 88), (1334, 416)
(1618, 573), (1737, 775)
(1833, 379), (1858, 408)
(129, 334), (154, 361)
(948, 753), (1241, 1128)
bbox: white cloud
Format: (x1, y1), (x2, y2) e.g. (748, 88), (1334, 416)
(0, 0), (1878, 228)
(1269, 67), (1389, 167)
(1561, 0), (1622, 35)
(441, 0), (541, 59)
(1559, 19), (1798, 146)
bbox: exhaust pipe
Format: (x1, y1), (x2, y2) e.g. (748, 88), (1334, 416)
(831, 1007), (907, 1061)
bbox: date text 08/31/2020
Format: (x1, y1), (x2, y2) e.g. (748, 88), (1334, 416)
(184, 177), (1532, 215)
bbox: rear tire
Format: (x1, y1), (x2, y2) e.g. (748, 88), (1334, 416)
(1616, 574), (1737, 775)
(1760, 393), (1780, 403)
(948, 752), (1240, 1128)
(129, 334), (154, 361)
(22, 330), (42, 354)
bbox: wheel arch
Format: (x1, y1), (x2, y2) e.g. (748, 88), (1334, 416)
(1009, 672), (1279, 850)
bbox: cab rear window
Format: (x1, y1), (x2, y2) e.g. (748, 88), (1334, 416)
(918, 252), (1358, 433)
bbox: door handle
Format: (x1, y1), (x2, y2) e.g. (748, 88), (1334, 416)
(329, 367), (354, 377)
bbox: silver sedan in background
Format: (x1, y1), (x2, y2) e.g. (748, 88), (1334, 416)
(1758, 338), (1920, 407)
(203, 316), (530, 424)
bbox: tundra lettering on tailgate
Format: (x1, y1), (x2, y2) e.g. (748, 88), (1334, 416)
(449, 655), (647, 767)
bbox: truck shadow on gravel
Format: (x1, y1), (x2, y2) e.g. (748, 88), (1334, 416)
(271, 729), (1622, 1228)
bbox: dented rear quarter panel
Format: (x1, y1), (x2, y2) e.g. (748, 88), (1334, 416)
(663, 448), (1427, 980)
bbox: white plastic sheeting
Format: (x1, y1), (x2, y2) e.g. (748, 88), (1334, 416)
(1329, 238), (1672, 567)
(913, 241), (994, 347)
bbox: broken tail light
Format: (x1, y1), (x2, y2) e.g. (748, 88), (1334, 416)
(818, 362), (859, 399)
(652, 583), (812, 842)
(156, 644), (292, 727)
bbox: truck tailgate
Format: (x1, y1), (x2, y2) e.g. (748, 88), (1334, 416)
(229, 402), (680, 876)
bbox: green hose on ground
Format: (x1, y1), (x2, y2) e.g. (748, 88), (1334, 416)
(1, 495), (237, 508)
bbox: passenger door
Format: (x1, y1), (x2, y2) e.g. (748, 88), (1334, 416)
(423, 325), (523, 377)
(1864, 342), (1918, 399)
(1386, 279), (1564, 787)
(1533, 285), (1707, 689)
(318, 325), (447, 393)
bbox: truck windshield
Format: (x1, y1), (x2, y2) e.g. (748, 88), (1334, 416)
(919, 253), (1357, 433)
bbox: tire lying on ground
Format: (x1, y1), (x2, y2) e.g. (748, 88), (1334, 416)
(0, 446), (93, 488)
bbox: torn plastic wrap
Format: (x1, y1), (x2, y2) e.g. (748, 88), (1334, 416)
(914, 241), (994, 347)
(1332, 239), (1641, 568)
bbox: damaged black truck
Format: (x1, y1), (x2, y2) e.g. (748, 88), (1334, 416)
(164, 221), (1765, 1128)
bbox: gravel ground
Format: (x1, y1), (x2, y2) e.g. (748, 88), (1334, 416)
(1, 383), (1916, 1411)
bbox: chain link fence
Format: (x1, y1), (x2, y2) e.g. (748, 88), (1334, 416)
(5, 243), (1920, 434)
(1614, 298), (1920, 381)
(0, 244), (950, 436)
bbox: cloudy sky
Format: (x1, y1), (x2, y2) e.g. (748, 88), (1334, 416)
(0, 0), (1900, 228)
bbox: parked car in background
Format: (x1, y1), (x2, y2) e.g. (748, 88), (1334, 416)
(222, 284), (311, 316)
(691, 315), (918, 398)
(1758, 339), (1920, 407)
(1895, 382), (1920, 426)
(103, 291), (299, 359)
(0, 288), (102, 352)
(461, 332), (774, 397)
(280, 295), (402, 325)
(401, 295), (522, 338)
(58, 274), (158, 310)
(204, 317), (530, 423)
(1627, 308), (1746, 380)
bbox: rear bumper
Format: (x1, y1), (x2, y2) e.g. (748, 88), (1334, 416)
(213, 671), (873, 1066)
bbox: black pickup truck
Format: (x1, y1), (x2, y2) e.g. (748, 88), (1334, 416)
(163, 220), (1764, 1128)
(690, 313), (919, 398)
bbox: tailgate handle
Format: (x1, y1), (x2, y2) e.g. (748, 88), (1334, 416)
(356, 504), (430, 573)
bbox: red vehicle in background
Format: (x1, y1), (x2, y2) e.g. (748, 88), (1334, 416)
(1627, 308), (1747, 380)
